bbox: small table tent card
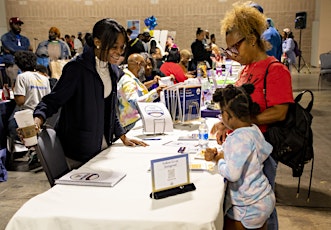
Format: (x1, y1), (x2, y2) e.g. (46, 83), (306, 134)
(149, 154), (196, 199)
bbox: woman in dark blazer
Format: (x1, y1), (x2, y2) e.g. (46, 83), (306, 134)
(33, 19), (147, 168)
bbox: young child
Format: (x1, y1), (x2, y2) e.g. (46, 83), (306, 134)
(205, 84), (275, 230)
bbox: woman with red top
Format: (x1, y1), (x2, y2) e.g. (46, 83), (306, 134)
(210, 3), (293, 230)
(160, 48), (194, 83)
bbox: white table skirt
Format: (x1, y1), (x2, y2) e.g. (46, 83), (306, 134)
(6, 119), (225, 230)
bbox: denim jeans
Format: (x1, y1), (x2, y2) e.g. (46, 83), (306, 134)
(263, 156), (279, 230)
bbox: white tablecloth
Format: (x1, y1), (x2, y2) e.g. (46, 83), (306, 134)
(6, 119), (225, 230)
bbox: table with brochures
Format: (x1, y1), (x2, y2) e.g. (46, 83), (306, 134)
(6, 119), (225, 230)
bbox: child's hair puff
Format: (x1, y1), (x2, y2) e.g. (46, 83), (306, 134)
(213, 84), (260, 120)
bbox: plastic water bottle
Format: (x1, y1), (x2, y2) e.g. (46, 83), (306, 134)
(201, 78), (212, 106)
(198, 118), (209, 150)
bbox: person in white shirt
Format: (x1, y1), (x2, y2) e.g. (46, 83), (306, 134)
(8, 51), (51, 139)
(7, 51), (51, 169)
(72, 35), (83, 55)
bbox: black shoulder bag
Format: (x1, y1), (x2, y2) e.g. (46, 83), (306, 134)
(263, 61), (314, 201)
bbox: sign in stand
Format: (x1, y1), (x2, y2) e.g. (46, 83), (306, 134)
(150, 154), (196, 199)
(137, 102), (173, 135)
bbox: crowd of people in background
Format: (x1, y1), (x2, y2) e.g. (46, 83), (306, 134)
(0, 14), (299, 92)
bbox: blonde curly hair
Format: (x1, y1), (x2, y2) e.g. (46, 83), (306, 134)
(221, 3), (270, 52)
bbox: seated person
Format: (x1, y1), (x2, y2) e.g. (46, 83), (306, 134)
(8, 51), (51, 141)
(178, 49), (195, 78)
(160, 49), (194, 83)
(7, 51), (51, 169)
(139, 52), (166, 90)
(153, 47), (164, 69)
(117, 54), (165, 132)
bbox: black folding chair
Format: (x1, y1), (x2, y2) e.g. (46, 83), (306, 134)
(35, 127), (69, 187)
(318, 52), (331, 90)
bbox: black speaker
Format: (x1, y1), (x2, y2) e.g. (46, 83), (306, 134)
(295, 12), (307, 29)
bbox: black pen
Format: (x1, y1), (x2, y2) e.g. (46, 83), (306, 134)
(143, 138), (161, 140)
(178, 147), (186, 153)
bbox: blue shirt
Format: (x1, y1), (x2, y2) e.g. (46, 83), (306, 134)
(1, 31), (31, 64)
(263, 27), (282, 61)
(35, 39), (70, 59)
(218, 125), (273, 206)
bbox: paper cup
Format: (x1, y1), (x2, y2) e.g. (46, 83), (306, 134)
(14, 110), (37, 146)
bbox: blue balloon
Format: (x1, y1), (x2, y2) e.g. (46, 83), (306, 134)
(150, 15), (156, 22)
(145, 15), (158, 30)
(144, 17), (150, 27)
(150, 22), (158, 30)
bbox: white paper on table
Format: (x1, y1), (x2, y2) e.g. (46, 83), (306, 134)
(158, 76), (174, 87)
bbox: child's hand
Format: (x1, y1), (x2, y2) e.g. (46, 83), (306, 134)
(204, 147), (218, 161)
(211, 121), (228, 145)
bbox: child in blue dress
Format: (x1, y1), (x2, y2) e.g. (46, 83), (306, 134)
(205, 84), (275, 230)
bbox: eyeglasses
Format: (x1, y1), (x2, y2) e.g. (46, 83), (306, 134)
(221, 37), (246, 57)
